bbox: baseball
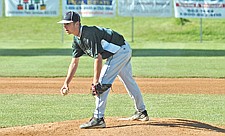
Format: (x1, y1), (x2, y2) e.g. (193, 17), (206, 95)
(62, 88), (69, 96)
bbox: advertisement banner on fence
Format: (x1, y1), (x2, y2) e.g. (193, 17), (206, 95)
(174, 0), (225, 18)
(0, 0), (2, 17)
(5, 0), (59, 16)
(118, 0), (173, 17)
(62, 0), (116, 17)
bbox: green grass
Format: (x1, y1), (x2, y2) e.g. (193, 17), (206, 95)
(132, 57), (225, 78)
(1, 42), (225, 78)
(0, 94), (224, 128)
(1, 15), (225, 43)
(1, 13), (225, 78)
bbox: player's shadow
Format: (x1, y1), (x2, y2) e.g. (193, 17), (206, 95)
(107, 118), (225, 133)
(150, 119), (225, 133)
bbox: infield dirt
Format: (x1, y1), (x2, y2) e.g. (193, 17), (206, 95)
(0, 78), (225, 136)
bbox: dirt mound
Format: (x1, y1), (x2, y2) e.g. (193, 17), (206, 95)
(0, 118), (225, 136)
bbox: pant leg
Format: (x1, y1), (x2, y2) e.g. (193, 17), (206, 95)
(93, 89), (110, 118)
(118, 60), (146, 112)
(93, 42), (131, 118)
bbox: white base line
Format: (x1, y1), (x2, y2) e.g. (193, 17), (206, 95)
(117, 117), (132, 121)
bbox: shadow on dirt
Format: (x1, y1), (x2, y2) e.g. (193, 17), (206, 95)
(151, 119), (225, 133)
(108, 119), (225, 133)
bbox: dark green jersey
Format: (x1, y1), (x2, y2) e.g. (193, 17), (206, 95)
(72, 25), (125, 59)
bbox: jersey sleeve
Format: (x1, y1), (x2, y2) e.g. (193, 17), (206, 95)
(72, 38), (85, 58)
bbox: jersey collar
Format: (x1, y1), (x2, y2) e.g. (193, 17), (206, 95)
(78, 25), (83, 38)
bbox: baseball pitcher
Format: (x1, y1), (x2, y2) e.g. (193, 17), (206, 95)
(58, 11), (149, 129)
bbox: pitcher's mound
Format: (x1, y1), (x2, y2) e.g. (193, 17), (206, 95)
(0, 118), (225, 136)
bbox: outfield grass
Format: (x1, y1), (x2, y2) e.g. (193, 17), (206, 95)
(1, 13), (225, 77)
(0, 42), (225, 78)
(0, 94), (224, 128)
(1, 16), (225, 43)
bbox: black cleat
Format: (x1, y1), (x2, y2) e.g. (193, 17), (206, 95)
(80, 117), (106, 129)
(130, 110), (149, 121)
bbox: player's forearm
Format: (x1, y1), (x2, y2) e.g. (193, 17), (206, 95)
(93, 54), (102, 85)
(65, 64), (77, 84)
(64, 58), (79, 85)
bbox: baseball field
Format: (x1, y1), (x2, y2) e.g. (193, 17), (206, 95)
(0, 15), (225, 135)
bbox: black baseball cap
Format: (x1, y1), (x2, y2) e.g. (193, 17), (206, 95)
(57, 11), (80, 24)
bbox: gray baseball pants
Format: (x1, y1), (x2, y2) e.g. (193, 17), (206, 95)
(94, 41), (146, 118)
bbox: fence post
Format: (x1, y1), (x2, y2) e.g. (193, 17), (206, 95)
(200, 18), (203, 43)
(132, 16), (134, 42)
(61, 15), (64, 43)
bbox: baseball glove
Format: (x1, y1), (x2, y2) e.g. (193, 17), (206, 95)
(91, 83), (111, 96)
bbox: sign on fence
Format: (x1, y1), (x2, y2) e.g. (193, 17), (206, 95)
(62, 0), (116, 17)
(174, 0), (225, 18)
(5, 0), (59, 16)
(118, 0), (173, 17)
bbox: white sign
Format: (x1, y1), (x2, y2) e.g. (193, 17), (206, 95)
(0, 0), (2, 17)
(118, 0), (173, 17)
(62, 0), (116, 17)
(5, 0), (59, 16)
(174, 0), (225, 18)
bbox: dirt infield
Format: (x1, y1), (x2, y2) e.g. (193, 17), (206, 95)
(0, 77), (225, 136)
